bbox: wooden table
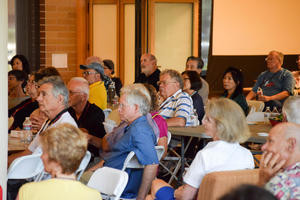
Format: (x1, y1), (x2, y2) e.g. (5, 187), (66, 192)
(8, 135), (28, 152)
(168, 123), (272, 182)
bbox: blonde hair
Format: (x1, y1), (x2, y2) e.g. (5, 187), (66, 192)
(40, 123), (87, 174)
(206, 98), (250, 143)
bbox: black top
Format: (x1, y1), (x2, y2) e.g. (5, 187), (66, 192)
(68, 102), (106, 157)
(191, 92), (205, 124)
(9, 98), (39, 130)
(112, 77), (123, 97)
(135, 69), (161, 91)
(222, 92), (249, 116)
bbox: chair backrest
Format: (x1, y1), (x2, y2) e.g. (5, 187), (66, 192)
(7, 153), (44, 180)
(167, 131), (171, 145)
(247, 100), (264, 113)
(197, 169), (259, 200)
(87, 167), (128, 200)
(121, 146), (165, 171)
(76, 151), (91, 180)
(103, 108), (112, 119)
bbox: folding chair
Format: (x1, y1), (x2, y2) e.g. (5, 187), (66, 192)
(87, 167), (129, 200)
(76, 151), (91, 180)
(103, 108), (112, 119)
(7, 153), (44, 181)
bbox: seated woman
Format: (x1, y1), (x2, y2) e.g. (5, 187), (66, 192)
(222, 67), (249, 115)
(182, 71), (205, 123)
(17, 123), (101, 200)
(103, 59), (123, 97)
(10, 54), (30, 75)
(146, 98), (254, 200)
(8, 70), (29, 109)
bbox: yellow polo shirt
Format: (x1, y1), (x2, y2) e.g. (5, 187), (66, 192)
(89, 81), (107, 109)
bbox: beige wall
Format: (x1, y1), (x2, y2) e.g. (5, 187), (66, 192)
(213, 0), (300, 55)
(154, 3), (193, 73)
(93, 4), (118, 75)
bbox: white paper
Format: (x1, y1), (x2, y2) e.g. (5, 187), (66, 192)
(52, 53), (67, 68)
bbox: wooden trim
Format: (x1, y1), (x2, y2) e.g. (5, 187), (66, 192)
(88, 0), (93, 56)
(93, 0), (117, 4)
(193, 0), (199, 56)
(76, 0), (88, 76)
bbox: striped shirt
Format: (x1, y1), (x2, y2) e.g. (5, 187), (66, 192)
(159, 89), (198, 126)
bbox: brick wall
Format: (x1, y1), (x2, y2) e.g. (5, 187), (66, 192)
(40, 0), (77, 83)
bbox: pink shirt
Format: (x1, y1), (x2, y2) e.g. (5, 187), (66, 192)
(151, 112), (168, 138)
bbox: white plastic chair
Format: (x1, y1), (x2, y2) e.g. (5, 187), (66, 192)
(7, 153), (44, 181)
(121, 146), (165, 171)
(76, 151), (91, 180)
(103, 108), (112, 119)
(167, 131), (172, 145)
(87, 167), (129, 200)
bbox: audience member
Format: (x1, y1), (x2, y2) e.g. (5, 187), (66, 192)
(80, 62), (107, 109)
(185, 56), (209, 104)
(222, 67), (249, 115)
(182, 70), (205, 123)
(282, 96), (300, 124)
(158, 69), (198, 126)
(9, 73), (39, 130)
(246, 50), (295, 110)
(259, 123), (300, 200)
(67, 77), (106, 162)
(297, 55), (300, 70)
(220, 184), (277, 200)
(135, 53), (160, 91)
(103, 59), (122, 96)
(16, 124), (101, 200)
(8, 70), (29, 109)
(10, 54), (30, 75)
(146, 98), (254, 200)
(8, 76), (77, 166)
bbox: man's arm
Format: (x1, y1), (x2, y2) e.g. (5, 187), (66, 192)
(166, 117), (186, 127)
(246, 90), (256, 100)
(174, 184), (198, 200)
(258, 152), (286, 186)
(258, 91), (289, 102)
(136, 164), (158, 200)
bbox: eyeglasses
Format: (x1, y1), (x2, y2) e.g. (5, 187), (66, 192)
(27, 80), (36, 85)
(265, 57), (279, 62)
(82, 71), (98, 76)
(69, 91), (82, 96)
(157, 81), (177, 86)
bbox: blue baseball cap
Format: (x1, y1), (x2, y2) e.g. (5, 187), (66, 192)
(80, 62), (105, 75)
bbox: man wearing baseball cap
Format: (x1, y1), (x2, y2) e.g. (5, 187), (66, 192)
(80, 62), (107, 109)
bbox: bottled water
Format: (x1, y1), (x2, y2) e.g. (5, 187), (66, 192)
(23, 117), (32, 143)
(264, 107), (271, 123)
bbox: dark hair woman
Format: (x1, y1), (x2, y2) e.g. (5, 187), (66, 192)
(222, 67), (249, 115)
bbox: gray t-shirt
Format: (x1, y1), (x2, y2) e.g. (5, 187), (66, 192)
(252, 68), (295, 97)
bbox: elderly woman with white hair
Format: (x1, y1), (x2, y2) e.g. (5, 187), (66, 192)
(146, 98), (254, 200)
(282, 96), (300, 124)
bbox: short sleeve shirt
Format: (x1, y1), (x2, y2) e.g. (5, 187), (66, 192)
(89, 81), (107, 110)
(252, 69), (295, 97)
(159, 89), (198, 126)
(183, 140), (254, 189)
(104, 115), (158, 198)
(265, 162), (300, 200)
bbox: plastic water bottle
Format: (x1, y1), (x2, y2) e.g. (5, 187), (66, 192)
(23, 117), (32, 143)
(108, 82), (116, 104)
(271, 107), (280, 117)
(264, 107), (271, 123)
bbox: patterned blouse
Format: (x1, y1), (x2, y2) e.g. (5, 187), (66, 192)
(265, 162), (300, 199)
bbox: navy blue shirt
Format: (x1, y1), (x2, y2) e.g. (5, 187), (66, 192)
(104, 115), (158, 198)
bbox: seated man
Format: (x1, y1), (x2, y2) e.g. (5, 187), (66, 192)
(80, 62), (107, 110)
(8, 76), (77, 166)
(158, 69), (198, 126)
(185, 56), (209, 104)
(89, 84), (159, 199)
(246, 50), (295, 110)
(67, 77), (106, 162)
(259, 122), (300, 200)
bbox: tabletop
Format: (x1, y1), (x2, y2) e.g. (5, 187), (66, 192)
(8, 135), (28, 152)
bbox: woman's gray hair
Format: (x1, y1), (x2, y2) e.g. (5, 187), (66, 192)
(120, 84), (151, 115)
(69, 77), (89, 97)
(160, 69), (184, 89)
(282, 96), (300, 124)
(38, 76), (69, 107)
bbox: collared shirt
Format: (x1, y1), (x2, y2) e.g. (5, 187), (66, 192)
(159, 89), (198, 126)
(265, 162), (300, 200)
(104, 115), (158, 198)
(135, 69), (160, 91)
(89, 81), (107, 110)
(68, 101), (106, 157)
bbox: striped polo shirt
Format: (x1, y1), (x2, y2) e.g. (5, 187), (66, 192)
(159, 89), (198, 126)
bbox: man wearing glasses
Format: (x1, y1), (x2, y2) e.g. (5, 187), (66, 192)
(246, 50), (295, 110)
(80, 62), (107, 110)
(158, 69), (198, 127)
